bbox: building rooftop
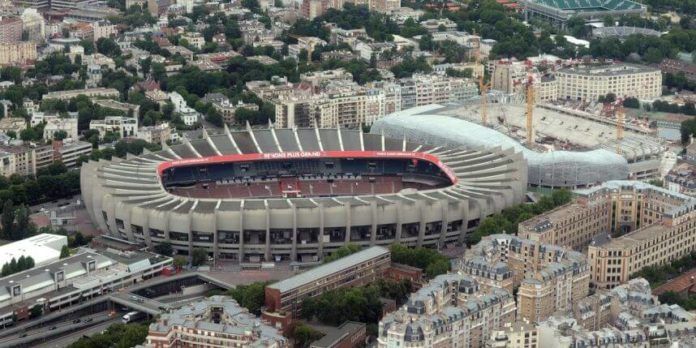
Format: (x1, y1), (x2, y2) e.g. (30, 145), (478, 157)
(267, 246), (389, 293)
(0, 234), (67, 268)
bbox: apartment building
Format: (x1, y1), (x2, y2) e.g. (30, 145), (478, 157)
(0, 144), (54, 176)
(274, 81), (401, 128)
(518, 195), (612, 251)
(43, 117), (79, 141)
(488, 321), (539, 348)
(523, 180), (696, 290)
(0, 42), (37, 65)
(169, 92), (200, 126)
(92, 20), (117, 42)
(572, 292), (611, 331)
(54, 140), (92, 168)
(462, 234), (590, 323)
(0, 17), (22, 44)
(378, 273), (516, 348)
(137, 123), (172, 145)
(399, 73), (478, 109)
(202, 93), (259, 125)
(264, 246), (390, 318)
(146, 296), (287, 348)
(0, 117), (27, 136)
(43, 88), (120, 101)
(556, 64), (661, 101)
(89, 116), (138, 139)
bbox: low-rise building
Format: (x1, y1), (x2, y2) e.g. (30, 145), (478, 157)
(90, 116), (138, 139)
(0, 248), (171, 327)
(43, 88), (120, 101)
(488, 321), (539, 348)
(169, 92), (199, 126)
(203, 93), (259, 125)
(181, 32), (204, 50)
(264, 246), (390, 320)
(145, 296), (287, 348)
(137, 123), (172, 145)
(54, 140), (92, 168)
(43, 117), (78, 141)
(0, 117), (26, 136)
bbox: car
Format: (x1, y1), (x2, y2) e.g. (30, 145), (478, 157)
(85, 318), (93, 323)
(49, 326), (57, 330)
(19, 333), (27, 338)
(72, 319), (81, 324)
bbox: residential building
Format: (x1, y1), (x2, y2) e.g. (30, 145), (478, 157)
(434, 62), (485, 79)
(43, 88), (120, 101)
(556, 64), (661, 101)
(0, 248), (172, 328)
(520, 180), (696, 290)
(203, 93), (259, 125)
(145, 296), (287, 348)
(92, 99), (140, 118)
(378, 273), (516, 348)
(659, 59), (696, 83)
(0, 144), (50, 176)
(43, 117), (79, 141)
(264, 246), (390, 319)
(288, 36), (327, 60)
(462, 234), (590, 324)
(169, 92), (200, 126)
(0, 117), (27, 136)
(491, 59), (529, 95)
(665, 162), (696, 197)
(0, 42), (37, 65)
(54, 140), (92, 168)
(92, 20), (117, 42)
(137, 123), (172, 145)
(300, 68), (354, 90)
(399, 73), (478, 109)
(419, 18), (457, 33)
(147, 0), (170, 16)
(308, 321), (366, 348)
(0, 17), (22, 44)
(488, 321), (539, 348)
(90, 116), (138, 139)
(181, 32), (204, 50)
(145, 89), (170, 106)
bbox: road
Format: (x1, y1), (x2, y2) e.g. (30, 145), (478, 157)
(0, 313), (113, 347)
(36, 317), (121, 348)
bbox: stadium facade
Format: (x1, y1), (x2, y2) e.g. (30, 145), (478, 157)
(519, 0), (646, 28)
(371, 105), (630, 188)
(81, 127), (526, 263)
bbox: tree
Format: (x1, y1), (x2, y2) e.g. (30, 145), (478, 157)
(1, 200), (14, 240)
(60, 245), (70, 259)
(53, 130), (68, 141)
(191, 248), (208, 266)
(30, 304), (42, 319)
(292, 323), (324, 348)
(228, 282), (267, 314)
(96, 38), (122, 57)
(154, 242), (173, 256)
(173, 256), (187, 268)
(323, 244), (361, 263)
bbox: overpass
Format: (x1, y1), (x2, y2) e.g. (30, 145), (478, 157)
(108, 293), (169, 316)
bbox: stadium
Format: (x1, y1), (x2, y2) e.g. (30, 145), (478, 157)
(372, 102), (666, 188)
(81, 127), (526, 263)
(519, 0), (646, 27)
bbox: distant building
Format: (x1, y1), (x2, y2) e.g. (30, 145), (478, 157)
(43, 88), (120, 101)
(0, 42), (37, 65)
(0, 117), (27, 136)
(0, 17), (22, 44)
(92, 20), (117, 42)
(488, 321), (539, 348)
(556, 64), (661, 101)
(145, 296), (287, 348)
(169, 92), (200, 126)
(90, 116), (138, 139)
(203, 93), (259, 125)
(137, 123), (172, 145)
(54, 140), (92, 168)
(43, 116), (78, 141)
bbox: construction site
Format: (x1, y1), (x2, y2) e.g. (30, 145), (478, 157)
(372, 76), (670, 188)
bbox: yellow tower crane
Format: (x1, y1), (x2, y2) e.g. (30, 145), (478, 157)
(525, 76), (535, 146)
